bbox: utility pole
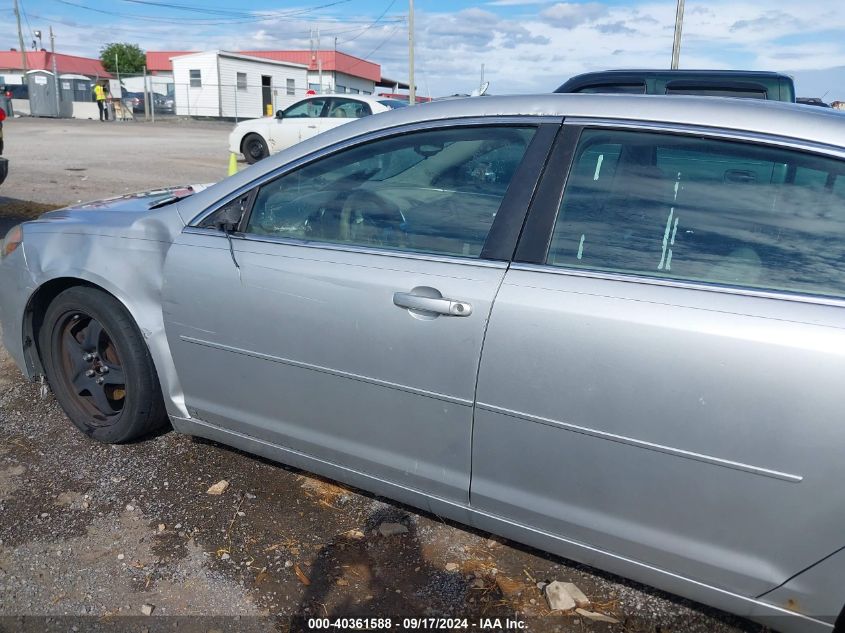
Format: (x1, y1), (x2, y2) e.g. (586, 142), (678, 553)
(50, 26), (60, 115)
(317, 27), (323, 93)
(143, 64), (149, 121)
(670, 0), (684, 69)
(408, 0), (415, 105)
(114, 53), (120, 89)
(13, 0), (28, 73)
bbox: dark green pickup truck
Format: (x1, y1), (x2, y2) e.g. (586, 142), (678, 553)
(555, 69), (796, 102)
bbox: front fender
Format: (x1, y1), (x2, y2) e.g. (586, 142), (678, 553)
(22, 232), (188, 419)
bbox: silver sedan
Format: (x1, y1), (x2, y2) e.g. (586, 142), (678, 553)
(1, 94), (844, 633)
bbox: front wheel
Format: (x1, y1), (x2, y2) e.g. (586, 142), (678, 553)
(242, 133), (269, 164)
(39, 286), (167, 443)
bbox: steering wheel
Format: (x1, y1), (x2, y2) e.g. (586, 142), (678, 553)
(340, 190), (406, 247)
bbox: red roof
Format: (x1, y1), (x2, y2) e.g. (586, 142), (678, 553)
(147, 50), (381, 83)
(241, 51), (380, 83)
(146, 51), (192, 73)
(0, 50), (111, 77)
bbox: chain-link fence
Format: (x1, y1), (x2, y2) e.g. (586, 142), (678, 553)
(167, 80), (356, 121)
(4, 70), (383, 122)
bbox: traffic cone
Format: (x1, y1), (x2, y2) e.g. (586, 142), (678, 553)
(227, 153), (238, 177)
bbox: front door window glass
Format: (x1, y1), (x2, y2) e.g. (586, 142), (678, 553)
(244, 126), (537, 258)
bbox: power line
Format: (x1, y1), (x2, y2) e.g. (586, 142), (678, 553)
(339, 0), (396, 44)
(12, 7), (402, 41)
(18, 0), (36, 48)
(50, 0), (353, 26)
(342, 23), (403, 73)
(119, 0), (351, 19)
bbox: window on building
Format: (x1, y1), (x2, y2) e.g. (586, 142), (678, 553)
(308, 83), (320, 92)
(236, 72), (247, 91)
(286, 78), (295, 96)
(189, 69), (202, 88)
(349, 87), (359, 94)
(336, 85), (347, 93)
(363, 91), (372, 95)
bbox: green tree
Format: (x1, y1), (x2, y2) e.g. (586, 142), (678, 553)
(99, 43), (146, 74)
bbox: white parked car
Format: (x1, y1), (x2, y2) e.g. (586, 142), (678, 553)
(228, 94), (407, 163)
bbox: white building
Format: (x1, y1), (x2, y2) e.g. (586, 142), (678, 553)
(171, 51), (307, 119)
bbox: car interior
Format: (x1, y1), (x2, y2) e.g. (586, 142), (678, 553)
(241, 127), (535, 258)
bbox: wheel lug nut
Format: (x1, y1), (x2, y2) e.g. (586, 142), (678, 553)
(98, 366), (109, 374)
(83, 353), (94, 362)
(85, 369), (96, 378)
(95, 377), (104, 385)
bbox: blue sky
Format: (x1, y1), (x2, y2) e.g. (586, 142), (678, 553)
(2, 0), (844, 99)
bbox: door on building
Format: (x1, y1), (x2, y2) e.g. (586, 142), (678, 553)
(261, 76), (272, 116)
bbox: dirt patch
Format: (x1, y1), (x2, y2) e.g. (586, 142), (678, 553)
(0, 198), (62, 220)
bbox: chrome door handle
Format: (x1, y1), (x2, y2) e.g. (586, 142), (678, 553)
(307, 125), (317, 128)
(393, 292), (473, 317)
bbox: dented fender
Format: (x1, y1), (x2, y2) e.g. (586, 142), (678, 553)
(5, 199), (193, 419)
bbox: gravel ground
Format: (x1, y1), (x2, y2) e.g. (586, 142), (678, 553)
(0, 120), (769, 632)
(0, 299), (766, 633)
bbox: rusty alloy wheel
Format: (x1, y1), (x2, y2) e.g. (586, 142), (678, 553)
(55, 312), (127, 423)
(40, 286), (167, 443)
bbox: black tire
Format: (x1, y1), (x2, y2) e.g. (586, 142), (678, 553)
(39, 286), (167, 443)
(242, 133), (269, 164)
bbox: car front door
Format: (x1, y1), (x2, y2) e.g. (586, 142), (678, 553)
(162, 120), (555, 503)
(268, 97), (329, 152)
(472, 123), (845, 597)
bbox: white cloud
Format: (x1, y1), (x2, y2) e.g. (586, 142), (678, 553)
(486, 0), (552, 5)
(539, 2), (607, 28)
(19, 0), (845, 100)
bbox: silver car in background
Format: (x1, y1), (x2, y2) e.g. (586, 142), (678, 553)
(1, 94), (844, 633)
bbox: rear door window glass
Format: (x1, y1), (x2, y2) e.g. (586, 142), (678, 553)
(327, 98), (372, 119)
(547, 128), (845, 299)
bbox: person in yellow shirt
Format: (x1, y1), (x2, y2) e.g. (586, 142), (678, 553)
(93, 82), (108, 121)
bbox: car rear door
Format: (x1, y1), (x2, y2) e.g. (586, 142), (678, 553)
(162, 119), (558, 504)
(471, 121), (845, 597)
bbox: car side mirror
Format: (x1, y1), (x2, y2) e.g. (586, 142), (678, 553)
(275, 110), (284, 120)
(212, 200), (246, 232)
